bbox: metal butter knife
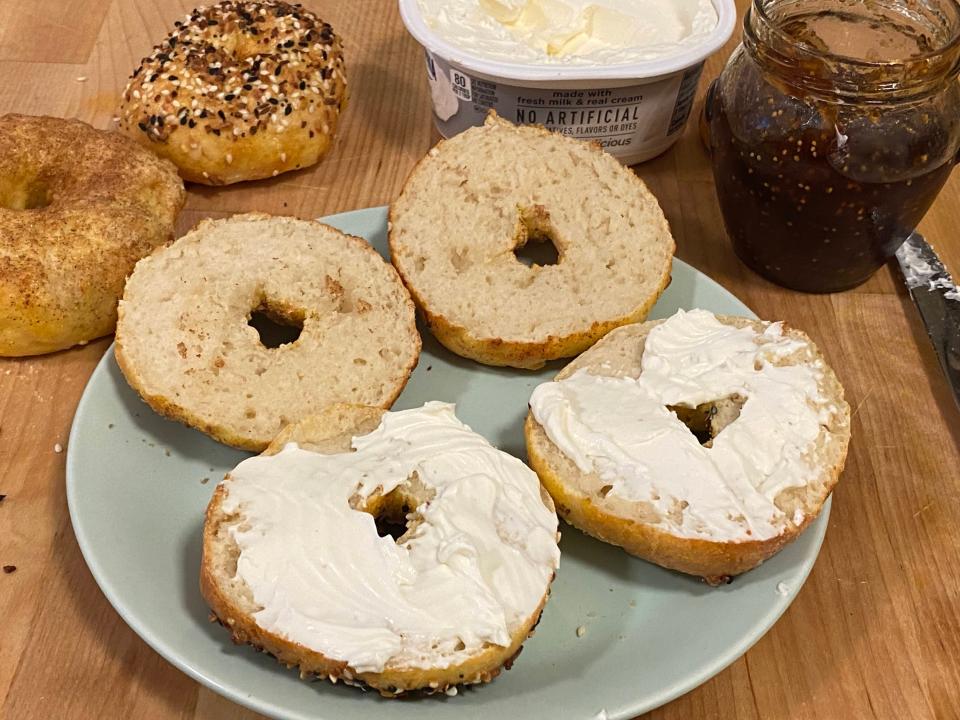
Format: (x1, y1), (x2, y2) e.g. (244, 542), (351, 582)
(895, 232), (960, 410)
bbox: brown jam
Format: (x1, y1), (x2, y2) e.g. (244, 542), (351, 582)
(711, 101), (956, 292)
(709, 0), (960, 293)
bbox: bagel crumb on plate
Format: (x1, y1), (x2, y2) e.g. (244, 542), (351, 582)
(118, 0), (347, 185)
(115, 214), (420, 451)
(202, 402), (560, 696)
(526, 308), (851, 584)
(389, 112), (674, 370)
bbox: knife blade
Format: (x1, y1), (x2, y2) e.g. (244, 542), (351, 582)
(895, 232), (960, 411)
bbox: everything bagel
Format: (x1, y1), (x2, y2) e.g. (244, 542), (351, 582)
(119, 0), (347, 185)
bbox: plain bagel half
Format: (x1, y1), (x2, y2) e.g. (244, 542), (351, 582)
(115, 214), (420, 450)
(389, 112), (674, 369)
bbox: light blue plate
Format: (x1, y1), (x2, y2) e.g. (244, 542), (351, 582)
(67, 206), (830, 720)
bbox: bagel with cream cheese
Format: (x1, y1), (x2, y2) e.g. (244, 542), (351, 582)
(201, 402), (561, 696)
(525, 309), (850, 584)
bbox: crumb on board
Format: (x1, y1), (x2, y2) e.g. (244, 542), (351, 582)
(108, 423), (114, 429)
(165, 449), (172, 457)
(54, 443), (63, 453)
(76, 76), (88, 82)
(576, 625), (586, 637)
(426, 365), (433, 371)
(3, 565), (16, 574)
(201, 477), (210, 484)
(444, 686), (457, 697)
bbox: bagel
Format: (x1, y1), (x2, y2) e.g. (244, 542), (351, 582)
(0, 114), (185, 357)
(118, 0), (347, 185)
(389, 112), (675, 370)
(525, 309), (851, 584)
(201, 402), (561, 696)
(115, 214), (420, 451)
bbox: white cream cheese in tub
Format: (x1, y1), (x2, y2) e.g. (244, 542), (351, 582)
(401, 0), (736, 164)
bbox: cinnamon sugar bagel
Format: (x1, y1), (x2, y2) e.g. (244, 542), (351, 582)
(0, 114), (184, 357)
(115, 214), (420, 451)
(202, 402), (560, 696)
(119, 0), (347, 185)
(526, 309), (851, 584)
(389, 112), (675, 370)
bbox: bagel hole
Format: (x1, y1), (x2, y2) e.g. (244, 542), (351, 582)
(361, 476), (433, 545)
(513, 205), (560, 268)
(248, 302), (304, 349)
(668, 395), (745, 446)
(514, 238), (559, 267)
(375, 507), (409, 542)
(0, 178), (51, 210)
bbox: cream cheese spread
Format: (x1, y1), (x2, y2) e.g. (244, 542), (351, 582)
(417, 0), (719, 65)
(529, 309), (835, 542)
(221, 402), (559, 674)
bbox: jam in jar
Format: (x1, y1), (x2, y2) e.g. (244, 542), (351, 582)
(708, 0), (960, 292)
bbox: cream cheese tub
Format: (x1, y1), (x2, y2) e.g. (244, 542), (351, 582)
(400, 0), (736, 164)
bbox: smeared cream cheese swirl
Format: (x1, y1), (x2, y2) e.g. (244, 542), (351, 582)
(221, 402), (560, 674)
(417, 0), (719, 65)
(529, 309), (835, 542)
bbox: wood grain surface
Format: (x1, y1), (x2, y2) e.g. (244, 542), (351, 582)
(1, 1), (958, 718)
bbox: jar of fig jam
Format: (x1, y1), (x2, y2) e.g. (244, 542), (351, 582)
(708, 0), (960, 292)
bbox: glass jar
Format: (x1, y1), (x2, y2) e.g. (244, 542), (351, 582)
(707, 0), (960, 293)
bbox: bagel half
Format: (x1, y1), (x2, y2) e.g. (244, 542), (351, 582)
(115, 214), (420, 450)
(525, 312), (851, 583)
(202, 403), (560, 696)
(389, 112), (674, 370)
